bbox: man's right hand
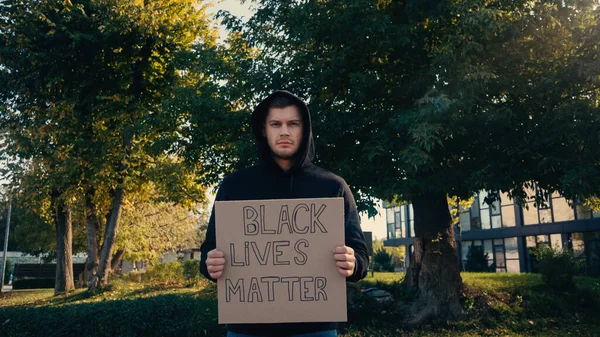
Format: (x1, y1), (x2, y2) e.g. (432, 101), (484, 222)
(206, 249), (225, 279)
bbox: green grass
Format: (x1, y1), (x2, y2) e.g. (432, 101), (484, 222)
(0, 273), (599, 337)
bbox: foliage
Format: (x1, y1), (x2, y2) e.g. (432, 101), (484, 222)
(0, 0), (220, 288)
(372, 248), (394, 272)
(141, 262), (185, 284)
(182, 259), (201, 284)
(530, 245), (583, 291)
(1, 274), (599, 336)
(464, 245), (495, 273)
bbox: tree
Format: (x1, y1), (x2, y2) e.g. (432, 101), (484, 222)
(221, 0), (600, 325)
(0, 0), (219, 290)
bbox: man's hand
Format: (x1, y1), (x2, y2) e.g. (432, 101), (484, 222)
(333, 246), (356, 277)
(206, 249), (225, 279)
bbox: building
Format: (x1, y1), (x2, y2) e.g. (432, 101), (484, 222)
(383, 189), (600, 273)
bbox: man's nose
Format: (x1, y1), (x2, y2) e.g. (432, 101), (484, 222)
(280, 125), (290, 135)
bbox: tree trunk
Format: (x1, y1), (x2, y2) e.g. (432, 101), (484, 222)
(54, 197), (74, 295)
(89, 32), (150, 290)
(95, 185), (126, 288)
(402, 193), (464, 326)
(111, 249), (125, 271)
(85, 190), (100, 290)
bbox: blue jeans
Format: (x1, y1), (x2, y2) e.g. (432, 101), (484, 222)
(227, 330), (338, 337)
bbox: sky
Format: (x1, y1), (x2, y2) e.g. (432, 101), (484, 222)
(206, 0), (389, 240)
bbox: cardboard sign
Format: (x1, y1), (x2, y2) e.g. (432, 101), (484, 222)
(215, 197), (347, 324)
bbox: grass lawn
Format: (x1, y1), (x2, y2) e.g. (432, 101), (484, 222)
(1, 273), (599, 336)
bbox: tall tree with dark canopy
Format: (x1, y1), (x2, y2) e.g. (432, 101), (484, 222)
(0, 0), (218, 290)
(218, 0), (600, 325)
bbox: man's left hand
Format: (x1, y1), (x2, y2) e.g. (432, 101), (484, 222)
(333, 246), (356, 277)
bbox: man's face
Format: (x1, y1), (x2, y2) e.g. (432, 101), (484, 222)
(264, 105), (303, 161)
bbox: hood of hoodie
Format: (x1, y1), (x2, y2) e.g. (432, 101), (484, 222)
(251, 90), (315, 172)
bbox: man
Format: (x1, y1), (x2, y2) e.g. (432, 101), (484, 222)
(200, 90), (369, 337)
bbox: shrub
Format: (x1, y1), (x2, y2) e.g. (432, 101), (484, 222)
(142, 262), (184, 283)
(464, 245), (495, 272)
(182, 259), (201, 283)
(12, 278), (55, 290)
(530, 245), (582, 290)
(373, 248), (394, 272)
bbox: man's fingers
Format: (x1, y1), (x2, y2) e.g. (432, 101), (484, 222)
(333, 253), (356, 262)
(207, 264), (224, 272)
(207, 257), (225, 266)
(207, 249), (224, 258)
(210, 271), (223, 279)
(333, 246), (354, 254)
(336, 261), (354, 270)
(337, 267), (353, 277)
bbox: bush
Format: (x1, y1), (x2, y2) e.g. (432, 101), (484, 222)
(142, 262), (184, 283)
(530, 245), (582, 290)
(373, 248), (394, 272)
(12, 278), (55, 290)
(464, 245), (495, 272)
(182, 259), (201, 283)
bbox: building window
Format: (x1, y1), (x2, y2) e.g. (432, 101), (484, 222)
(386, 207), (395, 239)
(394, 209), (403, 238)
(552, 193), (575, 222)
(409, 205), (414, 237)
(494, 239), (506, 272)
(504, 237), (520, 273)
(501, 192), (516, 227)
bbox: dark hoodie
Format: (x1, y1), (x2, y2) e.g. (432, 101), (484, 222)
(200, 90), (369, 337)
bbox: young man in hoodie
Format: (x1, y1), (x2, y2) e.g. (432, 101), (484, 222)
(200, 90), (369, 337)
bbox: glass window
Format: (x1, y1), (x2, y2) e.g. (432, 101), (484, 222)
(593, 210), (600, 219)
(506, 260), (520, 273)
(501, 205), (516, 227)
(491, 200), (501, 216)
(576, 204), (591, 220)
(523, 203), (539, 225)
(552, 197), (575, 222)
(505, 237), (519, 259)
(537, 235), (549, 247)
(491, 215), (502, 229)
(460, 212), (471, 231)
(571, 233), (585, 255)
(539, 208), (553, 224)
(461, 241), (471, 261)
(387, 223), (394, 239)
(481, 211), (491, 229)
(394, 211), (402, 238)
(483, 240), (493, 263)
(470, 196), (481, 230)
(386, 207), (395, 223)
(550, 234), (562, 249)
(408, 205), (415, 237)
(495, 245), (506, 270)
(501, 192), (513, 205)
(526, 236), (536, 248)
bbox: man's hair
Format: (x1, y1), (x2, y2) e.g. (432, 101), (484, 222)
(268, 96), (297, 109)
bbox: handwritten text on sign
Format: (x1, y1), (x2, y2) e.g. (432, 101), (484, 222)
(215, 198), (346, 324)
